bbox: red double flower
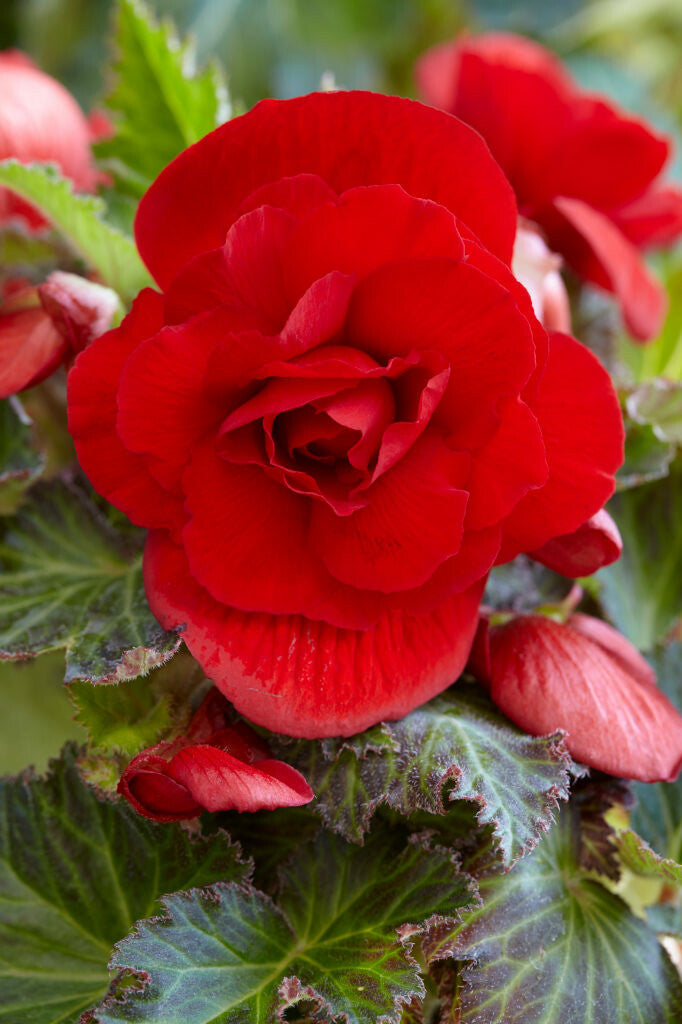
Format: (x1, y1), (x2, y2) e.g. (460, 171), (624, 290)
(68, 91), (624, 739)
(417, 33), (682, 340)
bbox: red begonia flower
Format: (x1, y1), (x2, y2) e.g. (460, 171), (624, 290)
(416, 33), (682, 340)
(471, 613), (682, 781)
(118, 689), (313, 822)
(68, 91), (624, 738)
(0, 272), (119, 398)
(0, 50), (99, 230)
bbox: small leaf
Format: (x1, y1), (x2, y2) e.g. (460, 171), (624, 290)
(599, 470), (682, 649)
(627, 379), (682, 445)
(483, 554), (570, 613)
(93, 830), (475, 1024)
(276, 682), (573, 867)
(617, 420), (675, 491)
(0, 397), (44, 512)
(98, 0), (230, 198)
(425, 798), (682, 1024)
(0, 745), (250, 1024)
(70, 677), (173, 757)
(615, 829), (682, 887)
(0, 476), (179, 683)
(0, 160), (151, 303)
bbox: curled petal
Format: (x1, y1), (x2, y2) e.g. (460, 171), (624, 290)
(530, 508), (622, 577)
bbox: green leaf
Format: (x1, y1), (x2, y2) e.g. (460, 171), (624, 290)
(70, 677), (173, 757)
(425, 798), (682, 1024)
(275, 682), (573, 867)
(483, 555), (570, 613)
(0, 160), (151, 303)
(615, 829), (682, 887)
(627, 380), (682, 445)
(98, 0), (229, 198)
(0, 744), (251, 1024)
(617, 420), (675, 491)
(0, 476), (179, 683)
(93, 830), (475, 1024)
(598, 469), (682, 649)
(0, 398), (44, 513)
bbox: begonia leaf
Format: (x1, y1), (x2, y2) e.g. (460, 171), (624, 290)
(275, 682), (573, 867)
(0, 397), (44, 512)
(425, 797), (682, 1023)
(0, 745), (250, 1024)
(599, 470), (682, 649)
(91, 830), (475, 1024)
(0, 476), (179, 683)
(617, 420), (675, 491)
(483, 554), (570, 612)
(97, 0), (230, 198)
(70, 677), (173, 757)
(627, 379), (682, 445)
(0, 160), (151, 303)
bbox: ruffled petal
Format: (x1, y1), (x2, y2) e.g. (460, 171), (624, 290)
(144, 529), (486, 737)
(164, 205), (296, 327)
(465, 397), (548, 530)
(135, 91), (517, 286)
(67, 290), (184, 534)
(346, 258), (536, 448)
(311, 431), (469, 593)
(498, 331), (623, 559)
(544, 196), (666, 341)
(284, 184), (463, 301)
(612, 185), (682, 250)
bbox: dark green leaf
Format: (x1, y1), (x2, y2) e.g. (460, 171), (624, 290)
(425, 800), (682, 1024)
(276, 683), (573, 867)
(93, 830), (475, 1024)
(483, 555), (570, 613)
(0, 398), (44, 513)
(0, 476), (179, 683)
(0, 160), (150, 303)
(598, 470), (682, 649)
(0, 745), (250, 1024)
(98, 0), (229, 197)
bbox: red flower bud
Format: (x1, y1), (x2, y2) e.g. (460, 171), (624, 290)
(530, 509), (622, 577)
(0, 272), (118, 398)
(118, 689), (313, 822)
(0, 50), (99, 230)
(470, 613), (682, 781)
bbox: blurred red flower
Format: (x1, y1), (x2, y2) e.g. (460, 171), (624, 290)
(470, 612), (682, 781)
(118, 689), (313, 822)
(417, 33), (682, 340)
(0, 50), (102, 230)
(68, 91), (623, 738)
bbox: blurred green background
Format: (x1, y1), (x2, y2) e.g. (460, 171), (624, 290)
(1, 0), (682, 774)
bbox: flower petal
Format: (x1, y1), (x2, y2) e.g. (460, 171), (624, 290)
(530, 508), (622, 577)
(487, 614), (682, 781)
(167, 745), (313, 812)
(67, 290), (184, 534)
(546, 197), (666, 341)
(0, 304), (66, 398)
(135, 91), (517, 287)
(144, 530), (486, 737)
(498, 331), (623, 559)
